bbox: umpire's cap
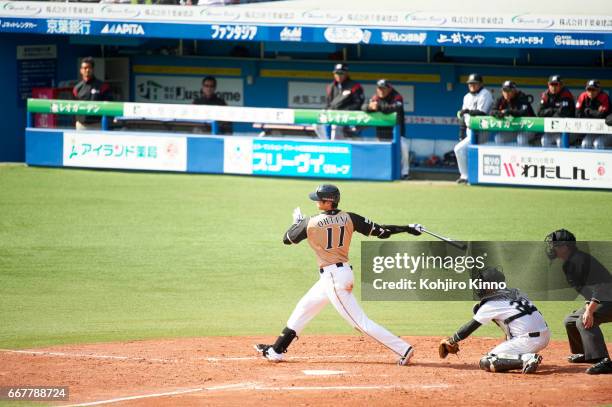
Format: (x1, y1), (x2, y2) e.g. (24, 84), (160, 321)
(544, 229), (576, 259)
(466, 73), (483, 84)
(309, 184), (340, 204)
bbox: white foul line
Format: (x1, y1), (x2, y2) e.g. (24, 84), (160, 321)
(61, 383), (258, 407)
(61, 383), (448, 406)
(62, 387), (205, 407)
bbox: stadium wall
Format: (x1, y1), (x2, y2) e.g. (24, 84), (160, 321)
(2, 33), (611, 162)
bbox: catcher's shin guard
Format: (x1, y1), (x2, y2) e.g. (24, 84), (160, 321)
(479, 355), (524, 373)
(272, 327), (297, 354)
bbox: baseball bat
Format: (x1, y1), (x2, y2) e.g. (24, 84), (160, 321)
(418, 227), (468, 251)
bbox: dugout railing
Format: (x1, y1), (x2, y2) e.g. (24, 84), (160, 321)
(465, 115), (612, 189)
(25, 98), (401, 181)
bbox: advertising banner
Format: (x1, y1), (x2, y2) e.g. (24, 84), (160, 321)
(469, 116), (612, 135)
(134, 75), (244, 106)
(1, 2), (610, 33)
(27, 99), (395, 127)
(63, 131), (187, 171)
(475, 146), (612, 189)
(28, 98), (123, 116)
(1, 3), (610, 49)
(224, 138), (352, 178)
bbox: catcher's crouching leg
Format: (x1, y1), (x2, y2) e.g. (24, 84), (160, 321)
(479, 354), (523, 373)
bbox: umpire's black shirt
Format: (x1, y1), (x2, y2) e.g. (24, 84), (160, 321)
(563, 249), (612, 303)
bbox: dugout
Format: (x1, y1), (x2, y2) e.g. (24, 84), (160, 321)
(1, 0), (611, 177)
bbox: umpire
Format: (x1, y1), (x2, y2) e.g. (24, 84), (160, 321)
(545, 229), (612, 374)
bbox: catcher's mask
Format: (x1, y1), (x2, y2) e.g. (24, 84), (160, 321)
(544, 229), (576, 260)
(473, 266), (506, 299)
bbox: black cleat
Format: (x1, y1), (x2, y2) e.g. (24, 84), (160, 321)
(567, 353), (586, 363)
(568, 354), (604, 364)
(254, 344), (271, 354)
(586, 358), (612, 374)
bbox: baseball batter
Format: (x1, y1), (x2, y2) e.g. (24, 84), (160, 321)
(439, 267), (550, 373)
(255, 184), (422, 365)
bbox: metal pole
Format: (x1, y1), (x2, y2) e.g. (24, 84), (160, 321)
(561, 133), (569, 148)
(392, 124), (401, 180)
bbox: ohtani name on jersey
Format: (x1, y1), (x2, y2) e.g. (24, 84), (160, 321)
(316, 214), (349, 228)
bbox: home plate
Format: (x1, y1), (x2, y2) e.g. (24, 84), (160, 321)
(303, 370), (346, 376)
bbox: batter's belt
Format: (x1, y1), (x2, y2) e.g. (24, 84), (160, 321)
(319, 262), (353, 274)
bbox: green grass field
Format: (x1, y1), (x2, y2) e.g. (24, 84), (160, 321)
(1, 164), (611, 349)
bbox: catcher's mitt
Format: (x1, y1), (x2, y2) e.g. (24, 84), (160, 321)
(439, 337), (460, 358)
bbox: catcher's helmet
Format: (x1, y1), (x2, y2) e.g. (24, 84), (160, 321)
(544, 229), (576, 260)
(473, 266), (506, 299)
(309, 184), (340, 204)
(466, 73), (483, 84)
(548, 75), (562, 84)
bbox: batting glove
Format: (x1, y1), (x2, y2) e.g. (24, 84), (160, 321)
(406, 224), (423, 236)
(292, 207), (304, 224)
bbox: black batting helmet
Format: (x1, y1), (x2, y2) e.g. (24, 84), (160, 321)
(473, 266), (506, 299)
(309, 184), (340, 204)
(544, 229), (576, 260)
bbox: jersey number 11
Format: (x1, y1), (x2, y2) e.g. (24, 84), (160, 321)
(325, 226), (346, 249)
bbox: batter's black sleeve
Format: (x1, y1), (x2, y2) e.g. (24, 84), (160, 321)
(347, 212), (401, 239)
(451, 319), (482, 343)
(283, 218), (308, 245)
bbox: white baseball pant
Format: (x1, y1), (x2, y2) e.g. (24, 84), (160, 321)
(286, 263), (411, 357)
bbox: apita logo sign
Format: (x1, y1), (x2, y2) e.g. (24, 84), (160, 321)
(101, 23), (145, 35)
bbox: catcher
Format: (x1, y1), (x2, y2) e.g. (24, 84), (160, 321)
(439, 267), (550, 374)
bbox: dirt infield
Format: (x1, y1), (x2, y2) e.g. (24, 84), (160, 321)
(1, 336), (611, 406)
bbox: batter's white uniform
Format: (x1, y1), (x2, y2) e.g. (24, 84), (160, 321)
(474, 294), (550, 359)
(454, 88), (494, 181)
(283, 209), (412, 359)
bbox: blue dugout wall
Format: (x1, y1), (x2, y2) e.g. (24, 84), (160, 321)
(1, 33), (612, 162)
